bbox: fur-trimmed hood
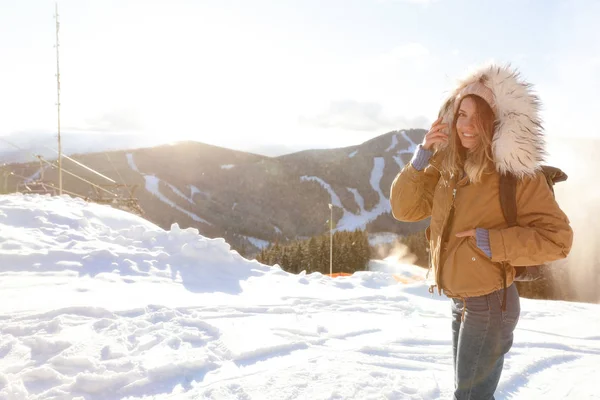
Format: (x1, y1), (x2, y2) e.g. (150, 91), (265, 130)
(438, 63), (546, 178)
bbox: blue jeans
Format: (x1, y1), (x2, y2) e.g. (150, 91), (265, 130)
(451, 284), (520, 400)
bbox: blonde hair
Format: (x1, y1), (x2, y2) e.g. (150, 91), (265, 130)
(440, 95), (496, 183)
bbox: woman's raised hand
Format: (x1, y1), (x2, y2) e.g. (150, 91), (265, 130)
(422, 117), (449, 150)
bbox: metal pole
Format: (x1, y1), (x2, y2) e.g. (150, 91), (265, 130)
(329, 203), (333, 275)
(55, 2), (62, 195)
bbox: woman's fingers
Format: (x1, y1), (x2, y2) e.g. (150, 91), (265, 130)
(426, 131), (449, 141)
(429, 134), (448, 142)
(428, 135), (448, 145)
(422, 132), (448, 150)
(422, 118), (449, 149)
(431, 123), (448, 134)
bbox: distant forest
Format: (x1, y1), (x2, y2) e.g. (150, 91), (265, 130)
(257, 229), (371, 275)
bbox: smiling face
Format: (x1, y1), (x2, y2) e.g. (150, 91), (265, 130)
(441, 89), (497, 183)
(455, 96), (481, 150)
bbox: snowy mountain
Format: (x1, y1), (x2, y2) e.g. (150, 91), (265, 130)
(1, 130), (429, 255)
(1, 194), (599, 399)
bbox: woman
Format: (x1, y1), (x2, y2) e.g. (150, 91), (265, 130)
(390, 64), (573, 399)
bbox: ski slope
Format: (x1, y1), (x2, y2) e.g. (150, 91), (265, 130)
(1, 194), (598, 400)
(302, 132), (422, 232)
(126, 153), (211, 225)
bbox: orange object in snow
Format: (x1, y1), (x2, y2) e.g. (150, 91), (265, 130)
(326, 273), (352, 278)
(392, 274), (412, 283)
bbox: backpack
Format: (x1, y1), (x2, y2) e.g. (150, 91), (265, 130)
(498, 166), (568, 282)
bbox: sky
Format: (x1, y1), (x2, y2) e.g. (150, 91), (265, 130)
(1, 0), (599, 155)
(1, 193), (599, 399)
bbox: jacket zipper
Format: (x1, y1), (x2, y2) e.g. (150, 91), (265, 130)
(436, 185), (458, 294)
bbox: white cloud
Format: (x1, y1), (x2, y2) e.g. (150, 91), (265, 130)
(299, 100), (427, 132)
(79, 109), (143, 132)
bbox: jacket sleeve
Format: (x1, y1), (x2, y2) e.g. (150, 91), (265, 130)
(389, 151), (441, 222)
(488, 171), (573, 266)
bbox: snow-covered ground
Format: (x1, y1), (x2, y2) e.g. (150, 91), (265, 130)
(1, 194), (599, 400)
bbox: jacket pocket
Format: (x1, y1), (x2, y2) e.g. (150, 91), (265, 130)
(467, 236), (490, 259)
(442, 237), (501, 295)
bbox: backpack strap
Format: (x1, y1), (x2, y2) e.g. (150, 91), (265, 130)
(498, 172), (518, 311)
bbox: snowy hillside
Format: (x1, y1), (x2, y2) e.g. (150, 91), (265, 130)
(4, 130), (429, 257)
(300, 130), (421, 232)
(1, 194), (599, 399)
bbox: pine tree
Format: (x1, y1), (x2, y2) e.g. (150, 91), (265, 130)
(332, 231), (342, 273)
(280, 249), (290, 272)
(292, 243), (304, 274)
(357, 229), (370, 271)
(338, 242), (349, 273)
(318, 238), (328, 274)
(257, 248), (267, 264)
(307, 237), (318, 273)
(271, 242), (282, 266)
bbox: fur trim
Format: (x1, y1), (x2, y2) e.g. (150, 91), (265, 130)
(438, 63), (546, 178)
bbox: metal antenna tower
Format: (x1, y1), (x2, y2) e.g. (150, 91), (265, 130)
(55, 2), (63, 194)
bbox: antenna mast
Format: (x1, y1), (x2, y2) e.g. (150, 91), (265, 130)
(55, 2), (62, 195)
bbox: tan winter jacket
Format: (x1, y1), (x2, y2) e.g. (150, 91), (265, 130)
(390, 64), (573, 298)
